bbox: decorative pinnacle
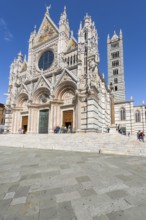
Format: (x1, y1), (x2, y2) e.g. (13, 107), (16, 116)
(79, 21), (82, 30)
(107, 34), (110, 43)
(34, 25), (36, 33)
(18, 51), (22, 56)
(71, 30), (73, 38)
(120, 29), (123, 38)
(24, 55), (27, 62)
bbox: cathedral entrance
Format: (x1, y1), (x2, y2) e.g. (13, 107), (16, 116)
(63, 110), (73, 128)
(39, 110), (49, 134)
(22, 116), (28, 134)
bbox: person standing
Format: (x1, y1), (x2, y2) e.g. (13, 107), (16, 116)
(137, 130), (141, 140)
(141, 131), (145, 142)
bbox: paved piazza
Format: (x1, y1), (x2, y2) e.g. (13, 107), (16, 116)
(0, 147), (146, 220)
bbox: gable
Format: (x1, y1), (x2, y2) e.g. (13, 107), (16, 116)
(33, 75), (51, 92)
(35, 15), (59, 45)
(17, 84), (29, 96)
(67, 38), (78, 52)
(55, 68), (78, 87)
(20, 62), (27, 73)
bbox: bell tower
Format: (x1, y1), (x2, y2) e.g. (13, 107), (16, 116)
(107, 30), (126, 102)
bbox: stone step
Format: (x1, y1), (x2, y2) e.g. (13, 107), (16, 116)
(0, 133), (146, 157)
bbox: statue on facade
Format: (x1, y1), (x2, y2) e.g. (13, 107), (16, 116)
(88, 57), (98, 90)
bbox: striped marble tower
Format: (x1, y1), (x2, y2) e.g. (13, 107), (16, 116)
(107, 30), (126, 103)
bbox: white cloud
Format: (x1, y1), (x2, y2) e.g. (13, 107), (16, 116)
(0, 18), (13, 41)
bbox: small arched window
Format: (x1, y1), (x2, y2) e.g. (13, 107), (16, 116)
(114, 78), (118, 84)
(113, 69), (118, 75)
(85, 31), (88, 41)
(115, 86), (118, 91)
(135, 111), (141, 123)
(120, 108), (126, 121)
(74, 55), (76, 64)
(71, 56), (73, 65)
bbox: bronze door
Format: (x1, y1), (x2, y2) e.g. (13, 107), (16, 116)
(39, 110), (49, 134)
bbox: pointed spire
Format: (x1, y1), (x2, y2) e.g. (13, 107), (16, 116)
(24, 55), (27, 62)
(111, 30), (118, 42)
(64, 5), (66, 13)
(59, 5), (68, 26)
(120, 29), (123, 39)
(63, 5), (67, 19)
(107, 34), (110, 43)
(18, 51), (23, 61)
(71, 30), (73, 38)
(33, 25), (36, 34)
(79, 21), (82, 30)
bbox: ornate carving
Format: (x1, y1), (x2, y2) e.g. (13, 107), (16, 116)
(38, 20), (57, 44)
(87, 57), (99, 90)
(40, 94), (49, 103)
(62, 90), (75, 104)
(79, 73), (86, 90)
(60, 73), (72, 83)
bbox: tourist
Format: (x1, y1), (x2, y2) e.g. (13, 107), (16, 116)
(64, 126), (67, 133)
(118, 125), (120, 133)
(54, 126), (60, 133)
(140, 131), (145, 142)
(107, 127), (110, 133)
(68, 125), (72, 133)
(137, 130), (141, 140)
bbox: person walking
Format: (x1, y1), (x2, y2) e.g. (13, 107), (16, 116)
(141, 131), (145, 142)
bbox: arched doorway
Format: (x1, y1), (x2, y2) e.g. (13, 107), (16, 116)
(16, 93), (29, 133)
(33, 88), (50, 134)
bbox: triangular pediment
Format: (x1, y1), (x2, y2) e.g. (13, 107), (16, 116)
(55, 68), (78, 87)
(18, 83), (29, 96)
(67, 38), (78, 52)
(35, 13), (59, 45)
(33, 75), (51, 93)
(20, 62), (27, 73)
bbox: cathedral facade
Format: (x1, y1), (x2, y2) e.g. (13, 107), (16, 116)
(5, 6), (145, 135)
(5, 7), (111, 134)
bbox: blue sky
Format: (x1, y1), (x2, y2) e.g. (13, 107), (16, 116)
(0, 0), (146, 105)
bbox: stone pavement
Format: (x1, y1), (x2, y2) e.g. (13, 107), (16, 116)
(0, 146), (146, 220)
